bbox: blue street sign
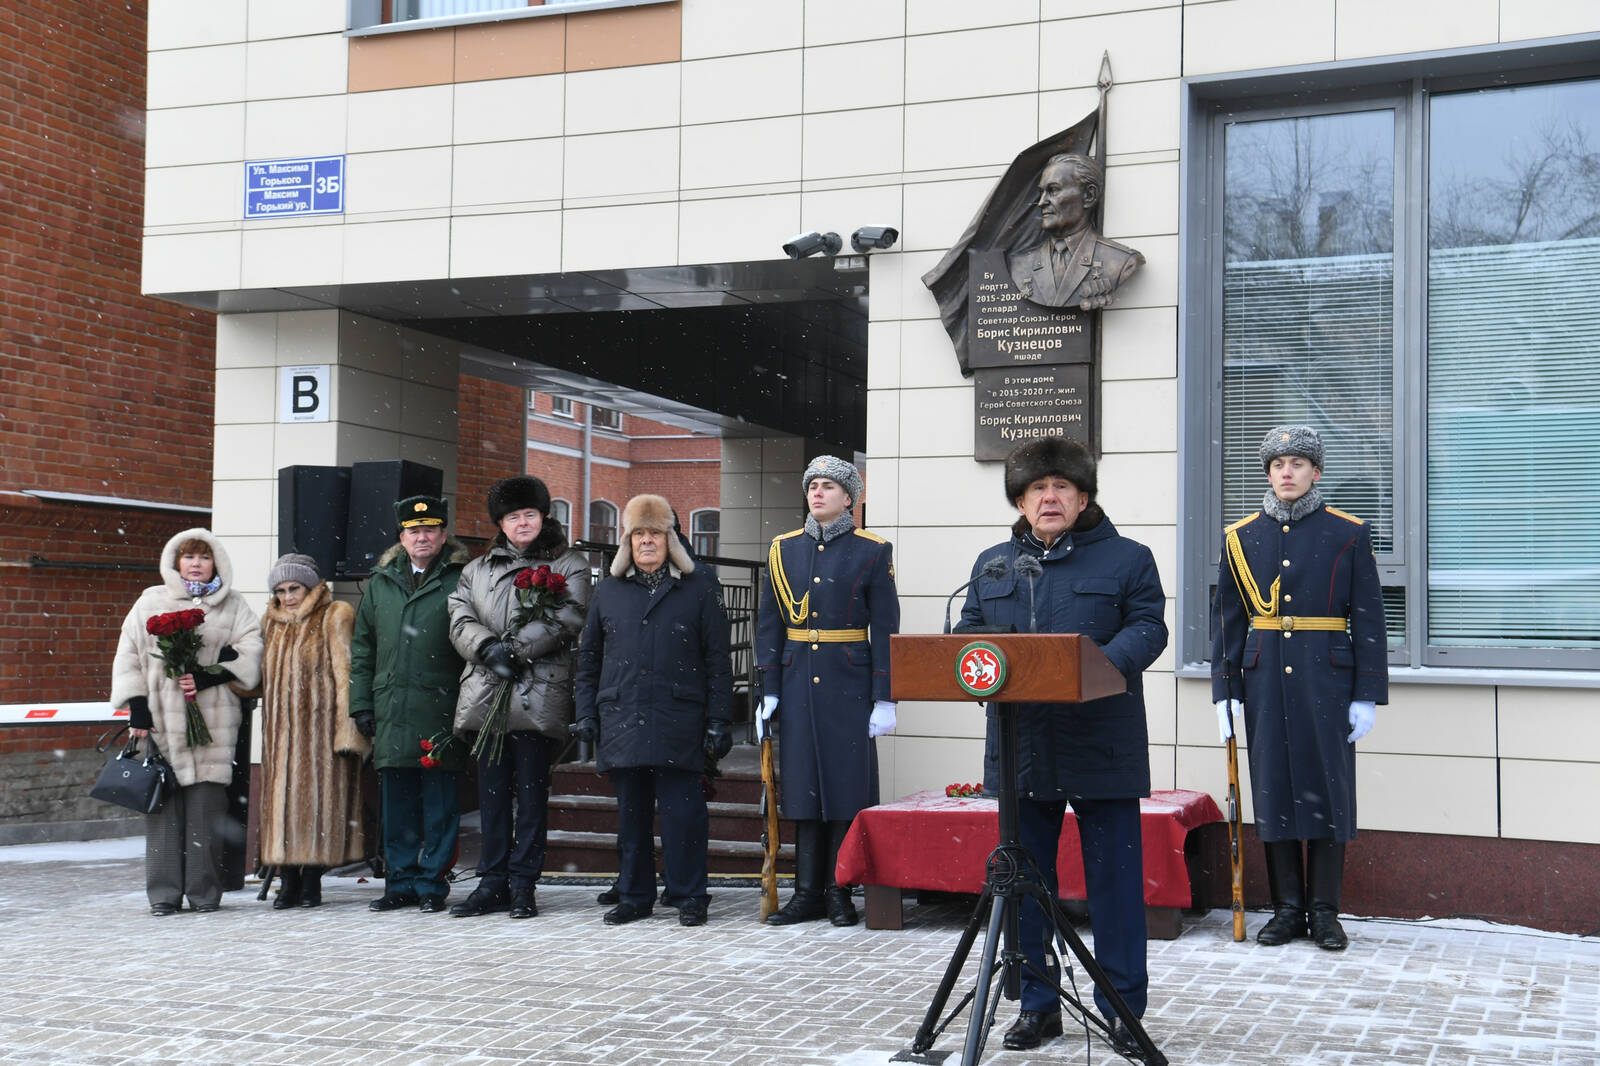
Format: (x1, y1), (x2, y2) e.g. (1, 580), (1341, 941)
(244, 156), (344, 219)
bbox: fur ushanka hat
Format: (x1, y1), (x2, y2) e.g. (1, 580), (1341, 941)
(487, 475), (551, 524)
(610, 494), (695, 577)
(1258, 425), (1324, 472)
(1003, 436), (1097, 503)
(802, 455), (864, 507)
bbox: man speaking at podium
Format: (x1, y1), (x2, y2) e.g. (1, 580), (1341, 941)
(956, 436), (1167, 1053)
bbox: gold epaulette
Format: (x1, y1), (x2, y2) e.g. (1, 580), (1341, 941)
(775, 528), (806, 541)
(852, 528), (886, 543)
(1225, 512), (1261, 534)
(1325, 506), (1365, 525)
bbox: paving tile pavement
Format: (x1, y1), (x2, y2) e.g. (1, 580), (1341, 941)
(1, 839), (1596, 1066)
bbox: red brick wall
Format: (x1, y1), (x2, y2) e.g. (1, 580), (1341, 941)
(456, 376), (529, 543)
(0, 2), (216, 506)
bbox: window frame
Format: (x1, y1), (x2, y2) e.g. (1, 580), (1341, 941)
(690, 508), (719, 559)
(588, 499), (618, 547)
(548, 498), (571, 532)
(1178, 37), (1600, 681)
(348, 0), (673, 36)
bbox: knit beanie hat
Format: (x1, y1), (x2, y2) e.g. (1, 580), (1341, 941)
(268, 553), (321, 592)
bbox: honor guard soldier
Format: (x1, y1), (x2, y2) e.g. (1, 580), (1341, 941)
(756, 456), (900, 927)
(1212, 425), (1388, 951)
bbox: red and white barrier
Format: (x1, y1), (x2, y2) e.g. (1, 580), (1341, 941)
(0, 703), (124, 725)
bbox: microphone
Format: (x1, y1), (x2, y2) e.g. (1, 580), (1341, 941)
(944, 556), (1011, 633)
(1014, 554), (1042, 633)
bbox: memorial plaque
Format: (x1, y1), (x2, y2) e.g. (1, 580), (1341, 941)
(973, 363), (1091, 462)
(966, 250), (1091, 369)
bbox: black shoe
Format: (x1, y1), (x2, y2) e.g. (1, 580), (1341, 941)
(825, 887), (859, 927)
(369, 892), (419, 912)
(299, 868), (323, 908)
(603, 901), (652, 925)
(508, 888), (538, 920)
(150, 902), (178, 916)
(765, 895), (827, 926)
(596, 885), (620, 905)
(449, 886), (510, 917)
(418, 896), (448, 913)
(1107, 1018), (1146, 1059)
(192, 902), (220, 913)
(1002, 1010), (1064, 1051)
(1310, 907), (1349, 950)
(678, 904), (707, 927)
(1257, 907), (1309, 946)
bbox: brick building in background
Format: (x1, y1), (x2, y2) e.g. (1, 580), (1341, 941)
(0, 3), (218, 837)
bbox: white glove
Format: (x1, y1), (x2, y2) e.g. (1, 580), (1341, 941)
(1347, 701), (1376, 743)
(868, 700), (897, 738)
(1215, 699), (1243, 744)
(756, 695), (778, 740)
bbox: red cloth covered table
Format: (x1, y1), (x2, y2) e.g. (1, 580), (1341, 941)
(836, 789), (1223, 935)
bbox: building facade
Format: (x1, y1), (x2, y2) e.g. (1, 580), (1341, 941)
(137, 0), (1600, 928)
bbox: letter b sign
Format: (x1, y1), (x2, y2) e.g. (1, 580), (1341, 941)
(279, 365), (331, 423)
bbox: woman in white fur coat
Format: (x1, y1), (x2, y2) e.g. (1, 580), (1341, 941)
(109, 528), (263, 915)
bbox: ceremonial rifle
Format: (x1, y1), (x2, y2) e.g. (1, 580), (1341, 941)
(1218, 543), (1246, 942)
(759, 732), (780, 920)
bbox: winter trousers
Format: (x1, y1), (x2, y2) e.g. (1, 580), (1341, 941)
(474, 730), (554, 894)
(1017, 795), (1148, 1020)
(379, 767), (461, 901)
(145, 781), (227, 910)
(610, 766), (709, 910)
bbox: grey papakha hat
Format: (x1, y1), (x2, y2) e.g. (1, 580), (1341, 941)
(802, 455), (863, 507)
(1258, 425), (1324, 472)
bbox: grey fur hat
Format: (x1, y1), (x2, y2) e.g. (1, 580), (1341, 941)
(268, 552), (321, 592)
(802, 455), (863, 506)
(1258, 425), (1324, 471)
(611, 494), (695, 577)
(1004, 436), (1097, 502)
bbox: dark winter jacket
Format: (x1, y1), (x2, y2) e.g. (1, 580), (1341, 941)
(574, 562), (733, 773)
(1210, 502), (1387, 842)
(756, 525), (899, 820)
(448, 531), (592, 741)
(350, 540), (470, 772)
(958, 508), (1167, 801)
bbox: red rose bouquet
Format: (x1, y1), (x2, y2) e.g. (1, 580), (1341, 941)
(474, 565), (571, 764)
(145, 608), (221, 748)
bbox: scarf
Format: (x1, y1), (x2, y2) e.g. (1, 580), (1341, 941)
(183, 575), (222, 598)
(804, 512), (856, 543)
(634, 566), (670, 594)
(1261, 487), (1324, 523)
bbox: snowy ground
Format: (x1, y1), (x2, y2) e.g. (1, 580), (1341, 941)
(1, 837), (1595, 1066)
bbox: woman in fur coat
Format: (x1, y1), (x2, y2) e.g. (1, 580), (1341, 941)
(110, 528), (263, 916)
(257, 554), (370, 909)
(446, 476), (591, 919)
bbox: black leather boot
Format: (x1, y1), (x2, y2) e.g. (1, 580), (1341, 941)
(1256, 841), (1308, 946)
(824, 820), (858, 926)
(767, 820), (827, 925)
(272, 866), (303, 910)
(1307, 840), (1348, 950)
(299, 867), (323, 908)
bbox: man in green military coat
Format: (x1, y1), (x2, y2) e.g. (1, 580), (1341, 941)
(350, 494), (470, 912)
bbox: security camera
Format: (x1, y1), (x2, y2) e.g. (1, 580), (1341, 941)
(850, 226), (899, 252)
(783, 231), (843, 259)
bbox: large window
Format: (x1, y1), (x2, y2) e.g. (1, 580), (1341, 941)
(1186, 56), (1600, 673)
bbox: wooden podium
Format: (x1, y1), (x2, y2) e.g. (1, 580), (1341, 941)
(887, 632), (1165, 1066)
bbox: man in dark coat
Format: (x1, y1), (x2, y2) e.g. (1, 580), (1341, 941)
(573, 494), (734, 927)
(756, 455), (900, 927)
(349, 494), (469, 913)
(1211, 425), (1387, 951)
(957, 437), (1167, 1053)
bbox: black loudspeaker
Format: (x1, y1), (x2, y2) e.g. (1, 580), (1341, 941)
(277, 466), (351, 581)
(342, 460), (445, 578)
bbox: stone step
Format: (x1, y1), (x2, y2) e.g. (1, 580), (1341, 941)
(545, 828), (793, 876)
(548, 792), (796, 844)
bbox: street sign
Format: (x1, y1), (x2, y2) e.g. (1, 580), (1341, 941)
(244, 155), (344, 219)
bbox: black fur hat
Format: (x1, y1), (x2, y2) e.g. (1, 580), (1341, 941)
(487, 476), (551, 524)
(1003, 436), (1097, 503)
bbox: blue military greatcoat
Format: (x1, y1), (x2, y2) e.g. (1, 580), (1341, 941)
(756, 525), (899, 821)
(1211, 503), (1388, 842)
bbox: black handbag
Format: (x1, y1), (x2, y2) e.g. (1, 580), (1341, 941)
(89, 725), (174, 814)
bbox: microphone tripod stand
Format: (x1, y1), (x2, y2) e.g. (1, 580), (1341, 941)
(900, 700), (1166, 1066)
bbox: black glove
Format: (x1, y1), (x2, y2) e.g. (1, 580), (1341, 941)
(217, 645), (239, 663)
(192, 666), (234, 691)
(479, 639), (517, 681)
(352, 711), (376, 738)
(126, 695), (152, 731)
(569, 718), (598, 744)
(703, 721), (732, 761)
